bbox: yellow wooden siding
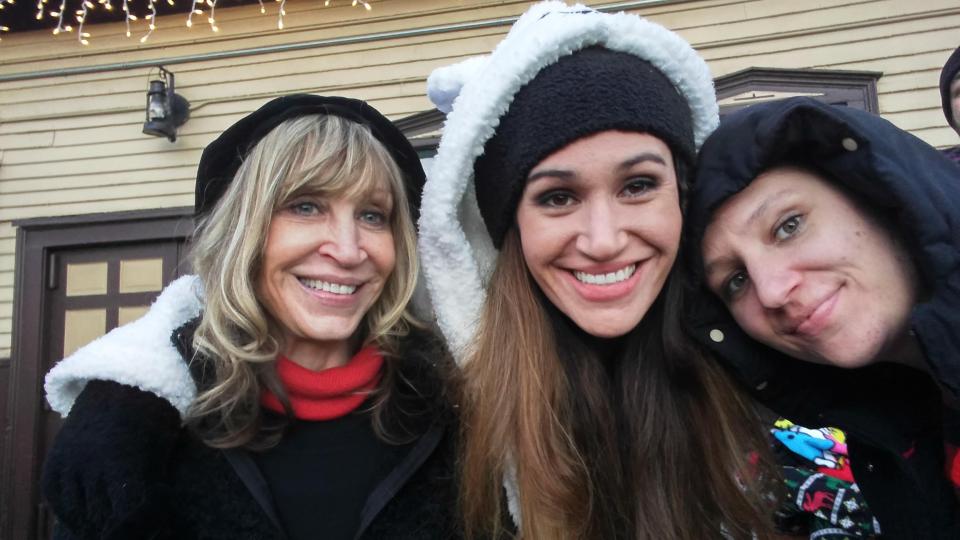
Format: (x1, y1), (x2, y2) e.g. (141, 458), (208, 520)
(1, 0), (959, 356)
(0, 0), (534, 355)
(0, 223), (14, 358)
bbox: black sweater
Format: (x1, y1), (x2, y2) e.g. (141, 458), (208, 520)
(42, 326), (462, 540)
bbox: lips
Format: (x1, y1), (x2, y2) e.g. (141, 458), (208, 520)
(573, 264), (637, 285)
(298, 277), (358, 295)
(791, 288), (841, 338)
(295, 275), (367, 307)
(566, 261), (644, 302)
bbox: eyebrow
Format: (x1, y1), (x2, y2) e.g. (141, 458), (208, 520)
(526, 168), (575, 183)
(702, 188), (796, 279)
(526, 152), (667, 183)
(619, 152), (667, 170)
(745, 188), (795, 228)
(703, 256), (733, 283)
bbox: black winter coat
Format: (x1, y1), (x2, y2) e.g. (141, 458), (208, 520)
(42, 321), (461, 540)
(685, 98), (960, 539)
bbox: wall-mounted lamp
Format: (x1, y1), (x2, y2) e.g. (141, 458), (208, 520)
(142, 66), (190, 142)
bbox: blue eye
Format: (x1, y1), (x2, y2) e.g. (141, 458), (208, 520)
(775, 215), (803, 241)
(723, 271), (749, 300)
(291, 201), (322, 216)
(359, 210), (388, 227)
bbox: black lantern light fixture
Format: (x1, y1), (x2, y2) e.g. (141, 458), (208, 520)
(143, 66), (190, 142)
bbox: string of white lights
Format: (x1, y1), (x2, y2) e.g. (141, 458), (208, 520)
(122, 0), (135, 37)
(76, 0), (90, 44)
(185, 0), (198, 27)
(207, 0), (217, 32)
(2, 0), (374, 45)
(0, 0), (13, 41)
(52, 0), (69, 34)
(139, 0), (155, 42)
(35, 0), (48, 21)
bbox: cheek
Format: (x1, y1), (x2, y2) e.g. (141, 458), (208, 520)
(635, 202), (682, 256)
(517, 225), (561, 273)
(730, 301), (770, 340)
(517, 210), (548, 263)
(369, 233), (398, 281)
(259, 220), (287, 282)
(662, 206), (683, 254)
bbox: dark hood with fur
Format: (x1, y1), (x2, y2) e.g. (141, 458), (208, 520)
(686, 97), (960, 403)
(682, 97), (960, 539)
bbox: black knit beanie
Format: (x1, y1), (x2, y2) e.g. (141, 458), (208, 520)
(940, 46), (960, 130)
(473, 47), (694, 248)
(195, 94), (426, 218)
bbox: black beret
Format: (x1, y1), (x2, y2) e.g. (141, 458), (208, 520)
(940, 46), (960, 130)
(195, 94), (426, 217)
(473, 48), (693, 248)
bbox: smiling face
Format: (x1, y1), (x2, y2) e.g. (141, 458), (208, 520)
(258, 187), (396, 363)
(515, 130), (682, 338)
(701, 166), (918, 368)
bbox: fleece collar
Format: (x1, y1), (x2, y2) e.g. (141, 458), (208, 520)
(45, 275), (203, 417)
(419, 1), (719, 362)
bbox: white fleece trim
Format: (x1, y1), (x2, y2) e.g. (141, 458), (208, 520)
(503, 456), (522, 526)
(419, 1), (718, 363)
(45, 275), (204, 417)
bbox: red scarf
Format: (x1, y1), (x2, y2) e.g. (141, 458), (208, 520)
(260, 346), (384, 421)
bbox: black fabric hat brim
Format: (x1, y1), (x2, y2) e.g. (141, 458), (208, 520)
(472, 48), (694, 248)
(195, 94), (425, 217)
(940, 46), (960, 130)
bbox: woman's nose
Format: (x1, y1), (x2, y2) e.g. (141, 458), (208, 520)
(319, 213), (367, 266)
(750, 259), (799, 310)
(575, 199), (626, 260)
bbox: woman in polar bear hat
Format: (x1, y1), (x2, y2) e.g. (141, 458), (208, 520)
(420, 2), (774, 538)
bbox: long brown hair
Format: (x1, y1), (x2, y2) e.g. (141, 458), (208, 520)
(460, 230), (775, 539)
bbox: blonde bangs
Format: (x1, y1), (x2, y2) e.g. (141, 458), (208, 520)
(187, 112), (420, 448)
(276, 116), (400, 213)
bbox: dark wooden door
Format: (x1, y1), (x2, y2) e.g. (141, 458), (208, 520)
(36, 241), (182, 539)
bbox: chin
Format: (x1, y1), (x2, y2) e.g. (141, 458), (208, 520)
(825, 350), (881, 369)
(792, 344), (879, 370)
(574, 319), (635, 339)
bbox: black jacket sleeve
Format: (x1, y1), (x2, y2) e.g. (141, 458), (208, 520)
(41, 380), (182, 540)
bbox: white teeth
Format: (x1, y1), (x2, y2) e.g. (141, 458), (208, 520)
(299, 278), (357, 295)
(573, 264), (636, 286)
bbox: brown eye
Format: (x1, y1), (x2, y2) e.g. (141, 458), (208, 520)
(537, 191), (576, 208)
(621, 177), (657, 198)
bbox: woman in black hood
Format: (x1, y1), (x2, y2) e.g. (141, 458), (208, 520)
(685, 96), (960, 539)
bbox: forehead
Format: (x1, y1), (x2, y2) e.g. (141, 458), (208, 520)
(289, 164), (396, 202)
(530, 130), (673, 172)
(708, 166), (841, 229)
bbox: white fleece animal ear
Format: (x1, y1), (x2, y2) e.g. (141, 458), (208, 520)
(45, 275), (204, 417)
(427, 56), (490, 114)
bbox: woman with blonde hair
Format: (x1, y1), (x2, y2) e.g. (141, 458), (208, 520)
(419, 2), (775, 538)
(42, 95), (458, 539)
